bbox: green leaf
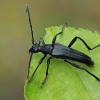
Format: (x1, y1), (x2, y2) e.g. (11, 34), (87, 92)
(24, 26), (100, 100)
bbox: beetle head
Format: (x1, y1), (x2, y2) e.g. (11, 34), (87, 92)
(29, 43), (40, 53)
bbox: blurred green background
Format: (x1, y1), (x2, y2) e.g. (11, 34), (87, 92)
(0, 0), (100, 100)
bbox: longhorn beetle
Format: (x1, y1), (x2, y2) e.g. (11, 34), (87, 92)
(26, 4), (100, 87)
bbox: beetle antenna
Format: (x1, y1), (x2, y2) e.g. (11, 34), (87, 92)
(26, 4), (34, 44)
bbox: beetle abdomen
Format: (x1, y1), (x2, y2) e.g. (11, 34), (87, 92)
(52, 43), (94, 66)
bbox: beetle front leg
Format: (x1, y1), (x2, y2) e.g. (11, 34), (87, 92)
(52, 23), (67, 47)
(41, 56), (53, 87)
(27, 54), (47, 83)
(39, 38), (45, 45)
(68, 36), (100, 50)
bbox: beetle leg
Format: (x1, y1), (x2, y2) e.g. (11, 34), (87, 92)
(52, 23), (67, 47)
(39, 38), (45, 45)
(64, 60), (100, 82)
(27, 54), (47, 83)
(41, 56), (53, 87)
(68, 36), (100, 50)
(52, 32), (62, 46)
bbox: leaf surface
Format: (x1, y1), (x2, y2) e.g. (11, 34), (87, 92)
(24, 26), (100, 100)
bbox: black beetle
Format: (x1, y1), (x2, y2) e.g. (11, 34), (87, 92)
(26, 4), (100, 87)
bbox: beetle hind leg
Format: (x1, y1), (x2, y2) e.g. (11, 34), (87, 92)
(64, 60), (100, 82)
